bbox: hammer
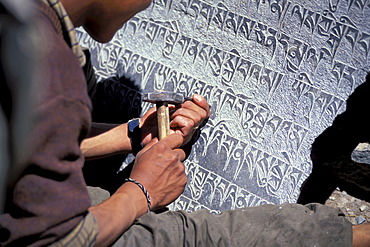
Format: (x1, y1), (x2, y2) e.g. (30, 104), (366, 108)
(143, 91), (191, 140)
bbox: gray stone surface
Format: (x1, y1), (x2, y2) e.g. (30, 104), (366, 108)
(77, 0), (370, 213)
(353, 143), (370, 164)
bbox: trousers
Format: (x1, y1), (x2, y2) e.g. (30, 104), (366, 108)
(111, 203), (352, 247)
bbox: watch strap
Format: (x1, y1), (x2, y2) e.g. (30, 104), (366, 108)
(128, 118), (142, 156)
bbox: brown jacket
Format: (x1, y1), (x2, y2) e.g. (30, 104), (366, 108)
(0, 2), (92, 246)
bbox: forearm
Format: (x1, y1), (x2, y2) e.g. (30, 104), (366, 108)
(89, 182), (148, 247)
(89, 134), (187, 246)
(81, 123), (131, 160)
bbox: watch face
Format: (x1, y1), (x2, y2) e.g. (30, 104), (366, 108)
(128, 118), (140, 133)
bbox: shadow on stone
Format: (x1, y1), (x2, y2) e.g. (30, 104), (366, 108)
(83, 75), (140, 195)
(298, 72), (370, 204)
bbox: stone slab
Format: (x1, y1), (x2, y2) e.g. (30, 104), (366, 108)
(77, 0), (370, 213)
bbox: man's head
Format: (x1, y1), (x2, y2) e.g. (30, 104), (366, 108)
(61, 0), (151, 43)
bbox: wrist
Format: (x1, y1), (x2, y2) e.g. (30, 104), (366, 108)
(117, 181), (149, 217)
(127, 118), (142, 155)
(124, 178), (151, 213)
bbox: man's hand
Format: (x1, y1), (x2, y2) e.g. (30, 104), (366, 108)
(129, 133), (187, 211)
(140, 94), (210, 147)
(169, 94), (210, 145)
(89, 134), (186, 247)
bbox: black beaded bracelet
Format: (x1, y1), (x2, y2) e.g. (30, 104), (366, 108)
(124, 178), (151, 213)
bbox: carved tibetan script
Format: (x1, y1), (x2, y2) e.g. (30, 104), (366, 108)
(77, 0), (370, 213)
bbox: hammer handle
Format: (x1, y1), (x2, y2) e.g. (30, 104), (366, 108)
(156, 103), (170, 140)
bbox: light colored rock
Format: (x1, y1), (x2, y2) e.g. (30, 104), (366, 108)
(355, 143), (370, 151)
(360, 205), (368, 212)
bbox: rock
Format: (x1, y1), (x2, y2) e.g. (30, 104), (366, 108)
(78, 0), (370, 212)
(356, 216), (366, 225)
(360, 205), (368, 212)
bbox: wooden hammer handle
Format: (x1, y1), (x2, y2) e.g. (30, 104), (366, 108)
(156, 102), (170, 140)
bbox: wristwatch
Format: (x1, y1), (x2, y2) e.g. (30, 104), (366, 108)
(128, 118), (142, 155)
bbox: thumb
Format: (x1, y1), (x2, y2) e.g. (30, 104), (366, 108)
(161, 133), (184, 149)
(137, 137), (158, 156)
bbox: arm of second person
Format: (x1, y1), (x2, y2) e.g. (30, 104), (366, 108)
(140, 94), (211, 147)
(81, 122), (131, 160)
(82, 94), (210, 160)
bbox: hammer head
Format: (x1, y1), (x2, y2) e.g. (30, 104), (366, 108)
(143, 91), (189, 104)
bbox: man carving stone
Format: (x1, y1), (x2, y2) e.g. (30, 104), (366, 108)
(0, 0), (368, 246)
